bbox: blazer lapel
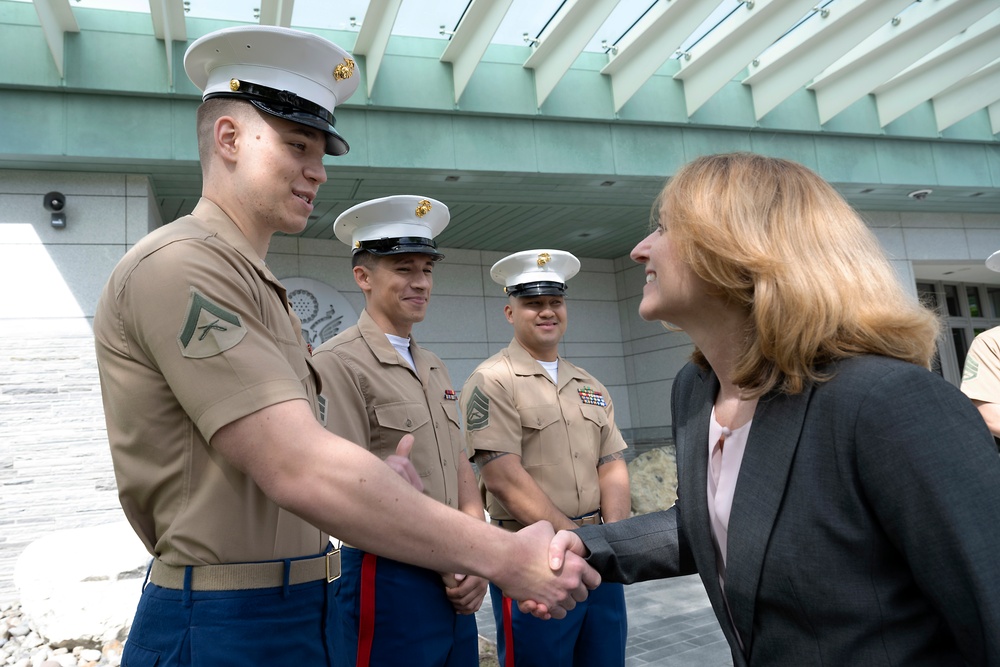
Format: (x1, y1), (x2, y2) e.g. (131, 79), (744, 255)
(675, 369), (734, 634)
(723, 386), (813, 657)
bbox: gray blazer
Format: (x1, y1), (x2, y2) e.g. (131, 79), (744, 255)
(578, 355), (1000, 666)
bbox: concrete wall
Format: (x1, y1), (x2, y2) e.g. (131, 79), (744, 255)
(0, 170), (154, 603)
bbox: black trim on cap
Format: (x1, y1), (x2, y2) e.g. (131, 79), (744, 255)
(506, 281), (567, 297)
(356, 237), (444, 259)
(204, 80), (349, 156)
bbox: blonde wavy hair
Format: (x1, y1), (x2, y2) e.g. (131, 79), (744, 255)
(658, 152), (941, 397)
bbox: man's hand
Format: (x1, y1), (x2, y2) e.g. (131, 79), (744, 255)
(441, 573), (489, 615)
(385, 434), (423, 492)
(497, 521), (600, 620)
(517, 529), (591, 619)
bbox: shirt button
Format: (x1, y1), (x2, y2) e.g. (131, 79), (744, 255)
(536, 418), (542, 425)
(405, 419), (412, 427)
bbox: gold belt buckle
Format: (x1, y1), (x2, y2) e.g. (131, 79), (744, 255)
(326, 547), (342, 583)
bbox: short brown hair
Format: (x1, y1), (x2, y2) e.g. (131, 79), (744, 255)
(195, 98), (254, 165)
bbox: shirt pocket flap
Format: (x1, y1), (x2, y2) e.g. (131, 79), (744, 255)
(441, 400), (462, 428)
(580, 404), (608, 427)
(518, 405), (562, 431)
(374, 402), (431, 433)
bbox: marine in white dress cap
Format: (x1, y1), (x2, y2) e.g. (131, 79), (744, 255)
(334, 195), (450, 260)
(183, 25), (360, 156)
(491, 249), (581, 297)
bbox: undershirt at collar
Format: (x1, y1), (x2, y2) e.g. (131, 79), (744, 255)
(537, 359), (558, 384)
(385, 333), (415, 371)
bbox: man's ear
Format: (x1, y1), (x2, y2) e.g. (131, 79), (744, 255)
(504, 303), (514, 324)
(215, 116), (240, 163)
(354, 265), (372, 293)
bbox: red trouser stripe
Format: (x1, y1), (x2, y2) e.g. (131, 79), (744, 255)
(502, 594), (516, 667)
(357, 553), (378, 667)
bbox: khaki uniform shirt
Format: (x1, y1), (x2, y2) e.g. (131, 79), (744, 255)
(94, 198), (327, 565)
(962, 326), (1000, 403)
(460, 338), (627, 521)
(312, 310), (465, 509)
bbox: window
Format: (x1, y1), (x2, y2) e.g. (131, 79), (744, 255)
(967, 286), (982, 318)
(988, 288), (1000, 318)
(944, 284), (960, 317)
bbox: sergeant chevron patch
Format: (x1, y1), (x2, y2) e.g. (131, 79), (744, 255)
(465, 386), (490, 432)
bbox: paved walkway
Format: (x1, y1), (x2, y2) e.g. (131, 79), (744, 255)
(475, 574), (733, 666)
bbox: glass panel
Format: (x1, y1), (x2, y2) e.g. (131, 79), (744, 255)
(952, 328), (968, 374)
(967, 286), (982, 318)
(944, 285), (960, 317)
(988, 288), (1000, 318)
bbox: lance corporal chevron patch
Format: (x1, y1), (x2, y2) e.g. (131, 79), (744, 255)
(178, 290), (247, 359)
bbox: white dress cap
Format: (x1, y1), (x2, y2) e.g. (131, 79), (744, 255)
(334, 195), (450, 259)
(183, 25), (360, 156)
(987, 250), (1000, 272)
(491, 249), (581, 297)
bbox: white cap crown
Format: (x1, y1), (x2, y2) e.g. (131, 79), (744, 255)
(183, 25), (359, 155)
(491, 249), (580, 297)
(334, 195), (450, 258)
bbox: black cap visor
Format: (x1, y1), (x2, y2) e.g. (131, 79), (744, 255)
(356, 237), (444, 260)
(506, 281), (567, 298)
(205, 80), (349, 156)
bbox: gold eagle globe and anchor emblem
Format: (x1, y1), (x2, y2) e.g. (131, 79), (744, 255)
(334, 57), (356, 81)
(536, 252), (551, 268)
(415, 199), (432, 218)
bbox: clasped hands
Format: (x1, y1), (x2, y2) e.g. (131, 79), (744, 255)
(385, 435), (600, 619)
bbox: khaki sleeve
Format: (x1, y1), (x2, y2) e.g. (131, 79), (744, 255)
(961, 331), (1000, 404)
(122, 241), (308, 444)
(460, 366), (522, 459)
(311, 348), (371, 452)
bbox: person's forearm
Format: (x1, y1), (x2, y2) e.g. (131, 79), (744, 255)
(277, 431), (508, 578)
(497, 488), (578, 532)
(456, 458), (486, 521)
(973, 400), (1000, 438)
(598, 458), (631, 523)
(213, 398), (600, 613)
(482, 458), (577, 531)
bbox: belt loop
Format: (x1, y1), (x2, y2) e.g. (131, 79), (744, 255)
(182, 566), (193, 608)
(282, 559), (291, 597)
(326, 545), (341, 583)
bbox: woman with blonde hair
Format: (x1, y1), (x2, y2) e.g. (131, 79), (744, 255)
(538, 153), (1000, 666)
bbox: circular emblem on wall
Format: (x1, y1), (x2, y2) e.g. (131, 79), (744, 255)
(281, 277), (359, 348)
